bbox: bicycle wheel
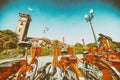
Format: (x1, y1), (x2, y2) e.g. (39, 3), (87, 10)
(62, 69), (78, 80)
(35, 62), (51, 80)
(98, 58), (120, 80)
(32, 60), (38, 80)
(80, 63), (103, 80)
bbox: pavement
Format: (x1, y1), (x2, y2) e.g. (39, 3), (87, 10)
(0, 54), (83, 68)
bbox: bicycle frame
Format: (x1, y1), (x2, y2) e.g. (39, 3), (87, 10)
(16, 42), (41, 80)
(0, 59), (26, 80)
(83, 52), (120, 80)
(98, 33), (120, 62)
(50, 46), (85, 80)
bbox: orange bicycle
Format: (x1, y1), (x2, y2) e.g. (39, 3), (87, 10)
(49, 46), (85, 80)
(83, 52), (120, 80)
(16, 41), (41, 80)
(35, 46), (85, 80)
(36, 46), (102, 80)
(98, 33), (120, 63)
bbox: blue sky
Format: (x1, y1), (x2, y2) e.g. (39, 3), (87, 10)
(0, 0), (120, 45)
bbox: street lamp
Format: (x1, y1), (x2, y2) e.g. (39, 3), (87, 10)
(84, 9), (98, 46)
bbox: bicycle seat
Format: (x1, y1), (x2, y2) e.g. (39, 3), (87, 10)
(68, 57), (77, 63)
(94, 53), (102, 58)
(18, 41), (32, 48)
(61, 50), (68, 55)
(83, 51), (89, 55)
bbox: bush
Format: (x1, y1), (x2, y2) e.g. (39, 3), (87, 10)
(0, 48), (25, 60)
(40, 47), (53, 56)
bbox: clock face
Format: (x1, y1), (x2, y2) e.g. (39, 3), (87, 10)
(21, 17), (27, 21)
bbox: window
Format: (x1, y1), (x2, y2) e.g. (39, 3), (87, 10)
(18, 28), (22, 32)
(20, 22), (24, 25)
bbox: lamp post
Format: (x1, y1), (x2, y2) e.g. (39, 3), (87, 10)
(84, 9), (98, 46)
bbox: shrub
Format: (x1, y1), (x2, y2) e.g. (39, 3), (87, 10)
(0, 48), (25, 60)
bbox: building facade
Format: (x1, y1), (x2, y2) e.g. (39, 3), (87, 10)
(15, 13), (31, 41)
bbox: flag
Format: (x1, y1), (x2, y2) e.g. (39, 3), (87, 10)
(28, 8), (32, 11)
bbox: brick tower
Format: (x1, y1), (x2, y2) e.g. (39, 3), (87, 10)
(15, 13), (32, 41)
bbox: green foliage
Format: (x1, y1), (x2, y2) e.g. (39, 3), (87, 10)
(0, 29), (18, 52)
(40, 39), (53, 56)
(42, 39), (50, 47)
(112, 41), (120, 48)
(40, 47), (53, 56)
(112, 42), (118, 48)
(0, 48), (24, 60)
(74, 43), (84, 54)
(53, 40), (60, 47)
(86, 42), (96, 49)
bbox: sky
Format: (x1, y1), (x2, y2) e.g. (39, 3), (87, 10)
(0, 0), (120, 45)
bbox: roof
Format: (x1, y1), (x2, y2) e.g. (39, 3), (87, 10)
(27, 37), (41, 41)
(27, 37), (66, 45)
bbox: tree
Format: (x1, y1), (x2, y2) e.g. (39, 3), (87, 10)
(42, 39), (50, 47)
(53, 40), (60, 47)
(0, 29), (18, 52)
(40, 39), (52, 56)
(3, 40), (17, 49)
(86, 42), (96, 50)
(112, 41), (120, 50)
(74, 43), (84, 54)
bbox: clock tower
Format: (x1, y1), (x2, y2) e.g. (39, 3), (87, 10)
(15, 13), (32, 41)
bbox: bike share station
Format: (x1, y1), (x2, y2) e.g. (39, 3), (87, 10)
(0, 9), (120, 80)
